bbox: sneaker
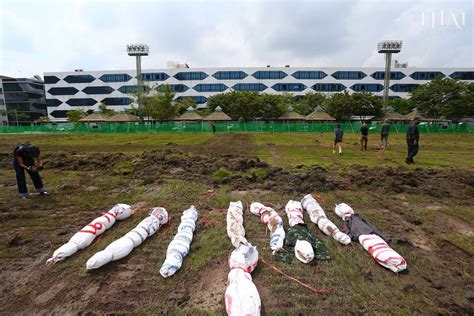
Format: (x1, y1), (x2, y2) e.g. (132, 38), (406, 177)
(20, 196), (27, 200)
(39, 191), (49, 196)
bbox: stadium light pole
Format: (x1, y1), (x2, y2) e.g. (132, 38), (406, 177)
(377, 40), (402, 110)
(127, 44), (149, 116)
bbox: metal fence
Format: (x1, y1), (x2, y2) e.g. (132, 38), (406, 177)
(0, 121), (472, 134)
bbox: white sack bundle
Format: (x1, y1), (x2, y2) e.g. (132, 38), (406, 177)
(334, 203), (355, 220)
(228, 243), (259, 273)
(160, 205), (198, 278)
(225, 268), (261, 316)
(285, 200), (304, 227)
(359, 234), (407, 273)
(250, 202), (285, 252)
(86, 207), (168, 270)
(46, 203), (133, 266)
(301, 194), (350, 245)
(226, 201), (248, 248)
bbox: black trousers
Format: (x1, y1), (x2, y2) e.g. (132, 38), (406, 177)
(13, 160), (44, 195)
(406, 141), (419, 162)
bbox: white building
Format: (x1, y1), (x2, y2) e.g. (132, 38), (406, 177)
(44, 66), (474, 122)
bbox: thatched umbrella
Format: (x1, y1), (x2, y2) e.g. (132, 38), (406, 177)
(305, 105), (336, 121)
(79, 113), (110, 123)
(278, 106), (305, 121)
(108, 113), (141, 123)
(205, 106), (232, 121)
(382, 106), (405, 121)
(173, 106), (203, 121)
(403, 108), (426, 121)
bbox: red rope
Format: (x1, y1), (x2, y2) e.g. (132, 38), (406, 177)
(160, 215), (172, 235)
(312, 194), (326, 204)
(259, 257), (332, 295)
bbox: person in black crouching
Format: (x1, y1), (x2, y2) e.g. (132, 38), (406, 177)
(13, 143), (48, 199)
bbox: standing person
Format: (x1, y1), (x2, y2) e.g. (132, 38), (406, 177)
(405, 118), (420, 164)
(13, 143), (48, 199)
(360, 121), (369, 151)
(333, 123), (344, 155)
(380, 119), (391, 150)
(210, 121), (216, 134)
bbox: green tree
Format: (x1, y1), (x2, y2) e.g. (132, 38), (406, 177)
(323, 91), (382, 120)
(142, 84), (177, 121)
(175, 97), (197, 114)
(323, 92), (353, 120)
(98, 102), (116, 116)
(410, 78), (474, 120)
(67, 109), (87, 123)
(387, 98), (415, 115)
(257, 93), (287, 120)
(293, 92), (326, 115)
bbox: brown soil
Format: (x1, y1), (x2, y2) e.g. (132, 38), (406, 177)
(0, 138), (473, 314)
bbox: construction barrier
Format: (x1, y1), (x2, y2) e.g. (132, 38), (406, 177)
(0, 121), (472, 134)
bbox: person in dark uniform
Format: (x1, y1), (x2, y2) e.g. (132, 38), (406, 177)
(360, 121), (369, 151)
(210, 121), (216, 134)
(380, 119), (391, 150)
(13, 143), (48, 199)
(405, 118), (420, 164)
(333, 123), (344, 155)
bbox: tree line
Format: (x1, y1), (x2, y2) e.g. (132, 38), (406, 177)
(66, 78), (473, 122)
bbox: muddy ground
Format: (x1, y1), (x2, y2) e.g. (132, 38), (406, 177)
(0, 134), (473, 315)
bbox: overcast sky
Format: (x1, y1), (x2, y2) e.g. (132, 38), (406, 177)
(0, 0), (472, 78)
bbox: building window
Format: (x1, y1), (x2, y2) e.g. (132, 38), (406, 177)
(272, 83), (306, 92)
(44, 76), (60, 84)
(331, 71), (366, 80)
(351, 84), (384, 92)
(5, 92), (29, 102)
(312, 83), (346, 92)
(193, 84), (228, 92)
(232, 83), (267, 91)
(450, 71), (474, 80)
(390, 84), (420, 92)
(174, 72), (208, 81)
(47, 99), (62, 107)
(82, 86), (115, 94)
(99, 74), (132, 82)
(156, 84), (189, 93)
(50, 110), (69, 118)
(370, 71), (406, 80)
(63, 75), (96, 83)
(118, 85), (149, 94)
(2, 83), (22, 92)
(48, 87), (79, 95)
(252, 71), (287, 79)
(141, 73), (169, 81)
(176, 96), (207, 104)
(212, 71), (248, 80)
(66, 98), (97, 107)
(101, 97), (132, 106)
(28, 83), (44, 90)
(409, 72), (445, 80)
(292, 71), (327, 80)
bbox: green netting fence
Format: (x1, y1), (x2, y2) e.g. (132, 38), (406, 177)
(0, 121), (472, 134)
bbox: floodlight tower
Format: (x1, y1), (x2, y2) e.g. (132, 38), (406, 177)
(127, 43), (149, 89)
(377, 40), (402, 109)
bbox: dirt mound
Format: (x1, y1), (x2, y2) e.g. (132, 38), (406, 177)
(132, 149), (474, 198)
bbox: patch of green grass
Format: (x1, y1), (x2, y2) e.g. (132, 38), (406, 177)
(113, 161), (134, 175)
(186, 225), (230, 270)
(438, 207), (474, 223)
(212, 167), (232, 181)
(444, 234), (474, 255)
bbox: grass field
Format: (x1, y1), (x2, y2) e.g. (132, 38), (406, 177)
(0, 132), (472, 314)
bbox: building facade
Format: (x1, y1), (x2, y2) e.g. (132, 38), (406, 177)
(0, 77), (48, 125)
(43, 67), (474, 122)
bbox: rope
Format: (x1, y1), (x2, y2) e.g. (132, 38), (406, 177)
(312, 194), (326, 204)
(259, 257), (332, 295)
(160, 215), (172, 235)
